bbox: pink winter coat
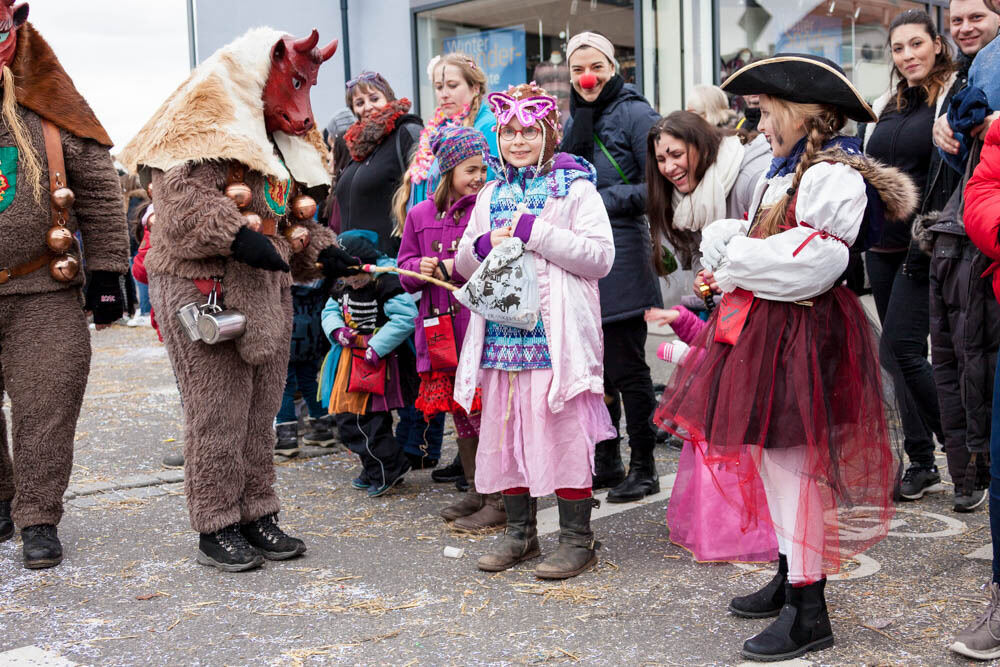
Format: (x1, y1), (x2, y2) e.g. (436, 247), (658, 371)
(453, 177), (615, 414)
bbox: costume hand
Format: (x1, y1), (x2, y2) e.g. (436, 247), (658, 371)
(490, 227), (513, 248)
(644, 307), (680, 327)
(364, 347), (380, 365)
(333, 327), (357, 347)
(231, 226), (290, 272)
(318, 244), (362, 279)
(972, 110), (1000, 139)
(696, 270), (721, 294)
(85, 271), (125, 328)
(419, 256), (439, 277)
(933, 113), (960, 155)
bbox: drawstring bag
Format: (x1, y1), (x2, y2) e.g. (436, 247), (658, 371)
(454, 237), (539, 330)
(347, 349), (387, 395)
(424, 310), (460, 371)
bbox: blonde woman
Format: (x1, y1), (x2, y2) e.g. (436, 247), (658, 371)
(687, 84), (738, 128)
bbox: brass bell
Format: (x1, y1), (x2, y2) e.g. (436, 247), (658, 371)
(242, 211), (262, 233)
(51, 187), (75, 209)
(290, 194), (317, 220)
(225, 183), (253, 209)
(46, 225), (74, 253)
(49, 254), (80, 282)
(284, 224), (311, 253)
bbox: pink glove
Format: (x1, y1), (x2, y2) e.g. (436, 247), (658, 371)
(364, 347), (380, 365)
(333, 327), (356, 347)
(657, 340), (690, 364)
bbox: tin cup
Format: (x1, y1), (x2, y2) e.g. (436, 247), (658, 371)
(197, 309), (247, 344)
(176, 302), (205, 342)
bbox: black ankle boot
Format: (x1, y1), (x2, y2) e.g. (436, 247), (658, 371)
(729, 553), (787, 618)
(0, 500), (13, 542)
(21, 524), (62, 569)
(432, 454), (464, 483)
(241, 513), (306, 560)
(741, 578), (834, 662)
(607, 449), (659, 503)
(197, 524), (265, 572)
(592, 440), (625, 490)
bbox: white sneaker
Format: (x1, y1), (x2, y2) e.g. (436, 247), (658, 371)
(126, 314), (141, 327)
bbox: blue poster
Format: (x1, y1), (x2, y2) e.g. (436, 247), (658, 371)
(442, 26), (526, 91)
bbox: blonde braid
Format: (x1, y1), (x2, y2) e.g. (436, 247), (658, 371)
(2, 65), (43, 204)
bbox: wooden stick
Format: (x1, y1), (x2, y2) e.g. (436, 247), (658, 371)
(314, 263), (458, 292)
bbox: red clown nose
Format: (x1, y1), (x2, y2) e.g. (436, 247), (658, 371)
(579, 73), (598, 90)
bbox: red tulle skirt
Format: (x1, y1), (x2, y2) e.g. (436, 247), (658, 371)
(415, 371), (482, 421)
(655, 287), (898, 575)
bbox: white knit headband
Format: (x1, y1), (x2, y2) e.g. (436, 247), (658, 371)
(567, 32), (615, 65)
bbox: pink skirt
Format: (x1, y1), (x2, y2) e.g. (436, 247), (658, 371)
(474, 368), (616, 496)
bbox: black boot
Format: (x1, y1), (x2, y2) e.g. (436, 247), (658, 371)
(197, 524), (265, 572)
(241, 513), (306, 560)
(0, 500), (13, 542)
(432, 454), (464, 483)
(302, 414), (337, 447)
(592, 439), (626, 490)
(535, 497), (601, 579)
(729, 553), (787, 618)
(274, 421), (299, 459)
(21, 524), (62, 569)
(477, 493), (540, 572)
(607, 448), (659, 503)
(741, 579), (834, 662)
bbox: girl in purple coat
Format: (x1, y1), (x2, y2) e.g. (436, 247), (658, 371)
(396, 126), (505, 530)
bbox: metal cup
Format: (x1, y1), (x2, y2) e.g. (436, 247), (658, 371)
(197, 309), (247, 344)
(176, 302), (205, 342)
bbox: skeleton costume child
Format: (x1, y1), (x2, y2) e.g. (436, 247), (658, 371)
(119, 27), (352, 572)
(0, 3), (129, 570)
(656, 55), (913, 661)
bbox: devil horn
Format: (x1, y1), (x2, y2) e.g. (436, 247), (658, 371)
(319, 39), (338, 63)
(293, 29), (319, 53)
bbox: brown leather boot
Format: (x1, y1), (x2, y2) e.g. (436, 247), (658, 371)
(440, 437), (484, 521)
(453, 492), (506, 531)
(534, 496), (600, 579)
(477, 493), (540, 572)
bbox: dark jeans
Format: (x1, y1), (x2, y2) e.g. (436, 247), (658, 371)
(337, 411), (407, 487)
(866, 249), (941, 467)
(395, 404), (444, 460)
(990, 361), (1000, 582)
(599, 316), (656, 457)
(276, 359), (324, 423)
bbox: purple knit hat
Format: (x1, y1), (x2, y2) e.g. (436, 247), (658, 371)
(431, 125), (489, 173)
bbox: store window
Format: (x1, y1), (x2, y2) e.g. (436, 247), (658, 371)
(414, 0), (639, 123)
(716, 0), (935, 102)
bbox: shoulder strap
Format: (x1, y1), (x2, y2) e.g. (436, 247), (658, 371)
(41, 119), (69, 226)
(593, 133), (630, 185)
(395, 129), (405, 173)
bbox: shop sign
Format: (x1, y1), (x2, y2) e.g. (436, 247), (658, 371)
(443, 25), (526, 90)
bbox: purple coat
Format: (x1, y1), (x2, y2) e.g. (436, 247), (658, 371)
(396, 193), (477, 374)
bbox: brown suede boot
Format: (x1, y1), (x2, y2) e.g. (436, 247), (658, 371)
(453, 492), (506, 531)
(477, 493), (540, 572)
(440, 437), (484, 521)
(534, 496), (600, 579)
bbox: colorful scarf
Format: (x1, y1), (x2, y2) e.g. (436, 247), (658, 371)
(344, 98), (412, 162)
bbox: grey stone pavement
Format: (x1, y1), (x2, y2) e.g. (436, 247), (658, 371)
(0, 308), (997, 666)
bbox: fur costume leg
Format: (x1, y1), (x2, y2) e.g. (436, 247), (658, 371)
(150, 273), (257, 534)
(0, 291), (90, 528)
(0, 374), (14, 503)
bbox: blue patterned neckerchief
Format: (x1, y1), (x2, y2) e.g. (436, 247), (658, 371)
(766, 135), (862, 178)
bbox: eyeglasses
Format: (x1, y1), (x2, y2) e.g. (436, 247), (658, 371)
(498, 126), (541, 141)
(346, 71), (380, 89)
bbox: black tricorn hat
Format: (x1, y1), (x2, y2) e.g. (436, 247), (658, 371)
(721, 54), (876, 123)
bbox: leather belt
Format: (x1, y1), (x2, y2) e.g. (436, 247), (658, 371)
(0, 251), (55, 284)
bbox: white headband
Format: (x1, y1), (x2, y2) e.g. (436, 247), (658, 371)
(567, 32), (615, 65)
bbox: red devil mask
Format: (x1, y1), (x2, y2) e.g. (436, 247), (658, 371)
(0, 1), (28, 70)
(262, 30), (337, 136)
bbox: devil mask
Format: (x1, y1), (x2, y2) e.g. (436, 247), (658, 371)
(262, 29), (337, 136)
(0, 1), (28, 70)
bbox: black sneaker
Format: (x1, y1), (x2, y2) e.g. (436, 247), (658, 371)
(274, 421), (299, 460)
(431, 454), (464, 483)
(22, 524), (62, 569)
(954, 488), (988, 513)
(240, 513), (306, 560)
(197, 524), (264, 572)
(162, 453), (184, 469)
(301, 415), (337, 447)
(368, 461), (411, 498)
(899, 464), (943, 500)
(351, 475), (371, 490)
(0, 500), (13, 542)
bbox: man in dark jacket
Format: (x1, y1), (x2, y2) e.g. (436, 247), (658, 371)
(925, 0), (1000, 513)
(560, 32), (662, 502)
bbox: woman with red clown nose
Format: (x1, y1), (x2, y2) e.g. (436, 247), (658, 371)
(560, 32), (662, 504)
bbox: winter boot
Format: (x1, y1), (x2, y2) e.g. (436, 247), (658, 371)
(453, 493), (507, 531)
(607, 447), (659, 503)
(535, 497), (601, 579)
(950, 582), (1000, 660)
(741, 579), (834, 662)
(592, 440), (626, 490)
(197, 524), (265, 572)
(432, 453), (465, 483)
(240, 513), (306, 560)
(162, 452), (185, 469)
(477, 493), (540, 572)
(729, 553), (788, 618)
(0, 500), (13, 542)
(274, 421), (300, 460)
(21, 524), (63, 569)
(441, 437), (484, 521)
(302, 414), (337, 447)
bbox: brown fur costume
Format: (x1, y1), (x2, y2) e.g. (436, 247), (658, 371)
(119, 28), (334, 534)
(0, 24), (127, 530)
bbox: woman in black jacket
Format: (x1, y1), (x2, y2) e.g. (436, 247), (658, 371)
(559, 32), (661, 502)
(335, 72), (423, 256)
(863, 10), (952, 501)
